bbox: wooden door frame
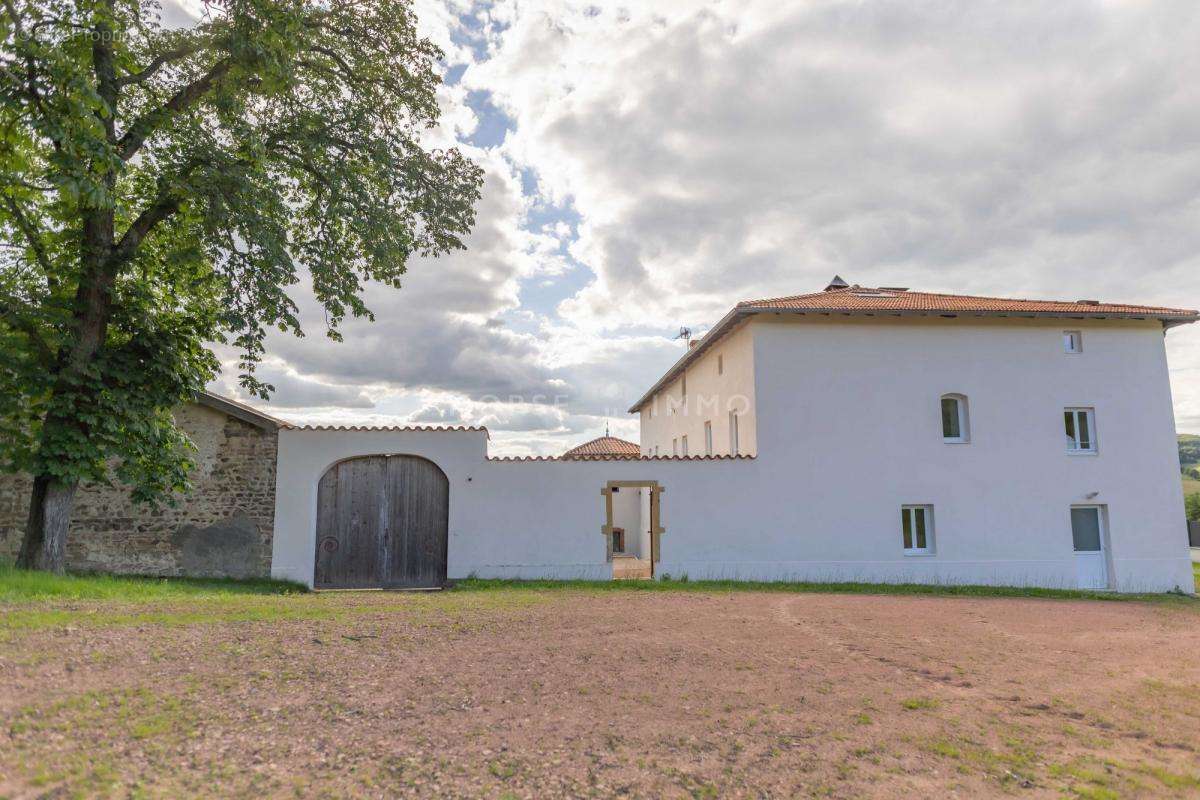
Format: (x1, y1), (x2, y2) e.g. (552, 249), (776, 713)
(601, 480), (665, 577)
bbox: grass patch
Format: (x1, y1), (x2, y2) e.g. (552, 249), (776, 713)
(901, 697), (940, 711)
(0, 569), (546, 634)
(453, 577), (1198, 604)
(922, 735), (1039, 787)
(10, 686), (200, 797)
(0, 565), (305, 602)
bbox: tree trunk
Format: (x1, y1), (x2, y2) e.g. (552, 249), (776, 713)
(14, 24), (119, 575)
(16, 476), (78, 574)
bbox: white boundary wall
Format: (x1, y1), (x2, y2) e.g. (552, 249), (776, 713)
(271, 316), (1194, 593)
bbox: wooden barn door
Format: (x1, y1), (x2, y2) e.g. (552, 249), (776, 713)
(383, 456), (449, 589)
(314, 456), (449, 589)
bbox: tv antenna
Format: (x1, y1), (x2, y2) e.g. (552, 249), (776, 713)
(674, 326), (693, 345)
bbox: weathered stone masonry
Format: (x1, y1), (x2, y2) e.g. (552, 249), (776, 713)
(0, 397), (280, 578)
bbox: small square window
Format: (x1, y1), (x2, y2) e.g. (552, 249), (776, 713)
(612, 528), (625, 554)
(901, 505), (934, 555)
(1064, 331), (1082, 353)
(1064, 407), (1096, 453)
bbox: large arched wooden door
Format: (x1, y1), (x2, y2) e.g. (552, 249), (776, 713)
(314, 455), (449, 589)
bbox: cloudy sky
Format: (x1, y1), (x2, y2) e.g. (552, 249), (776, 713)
(196, 0), (1200, 454)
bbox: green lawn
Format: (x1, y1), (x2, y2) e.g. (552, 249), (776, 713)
(0, 566), (305, 603)
(2, 567), (1195, 611)
(456, 576), (1200, 602)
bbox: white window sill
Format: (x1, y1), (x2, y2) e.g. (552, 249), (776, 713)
(903, 550), (935, 557)
(942, 438), (969, 445)
(1066, 450), (1098, 456)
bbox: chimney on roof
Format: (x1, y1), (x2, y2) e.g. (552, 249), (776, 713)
(688, 339), (700, 350)
(1076, 299), (1100, 305)
(824, 275), (849, 291)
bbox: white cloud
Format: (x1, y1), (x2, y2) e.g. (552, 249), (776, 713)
(219, 0), (1200, 448)
(464, 0), (1200, 426)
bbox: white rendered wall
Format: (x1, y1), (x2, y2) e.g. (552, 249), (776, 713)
(270, 427), (763, 587)
(270, 315), (1193, 593)
(638, 322), (757, 456)
(682, 315), (1190, 593)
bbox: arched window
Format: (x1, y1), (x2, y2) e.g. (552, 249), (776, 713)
(941, 394), (969, 443)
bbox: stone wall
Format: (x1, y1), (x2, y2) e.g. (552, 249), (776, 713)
(0, 402), (278, 578)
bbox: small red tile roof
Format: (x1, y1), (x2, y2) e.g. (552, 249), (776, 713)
(629, 280), (1198, 412)
(561, 435), (642, 459)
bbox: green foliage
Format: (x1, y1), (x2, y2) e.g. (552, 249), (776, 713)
(0, 0), (482, 502)
(1186, 493), (1200, 521)
(1180, 434), (1200, 480)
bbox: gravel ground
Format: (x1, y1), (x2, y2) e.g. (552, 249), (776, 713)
(1, 587), (1199, 798)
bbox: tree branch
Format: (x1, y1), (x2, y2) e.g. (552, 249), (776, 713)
(115, 42), (207, 88)
(108, 191), (182, 267)
(1, 195), (54, 277)
(116, 57), (232, 161)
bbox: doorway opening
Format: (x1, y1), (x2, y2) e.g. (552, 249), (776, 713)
(1070, 504), (1111, 590)
(601, 481), (664, 580)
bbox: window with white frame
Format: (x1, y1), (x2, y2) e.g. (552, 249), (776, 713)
(704, 421), (713, 455)
(681, 435), (688, 456)
(1063, 330), (1083, 354)
(1064, 407), (1096, 453)
(728, 411), (740, 455)
(901, 505), (934, 555)
(672, 438), (678, 456)
(940, 394), (969, 443)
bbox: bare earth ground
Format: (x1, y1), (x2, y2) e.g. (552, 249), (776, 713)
(2, 587), (1200, 798)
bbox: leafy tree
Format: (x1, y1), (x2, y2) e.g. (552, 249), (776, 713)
(1186, 493), (1200, 522)
(0, 0), (483, 571)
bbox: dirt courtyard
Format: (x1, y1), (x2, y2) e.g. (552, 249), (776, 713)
(2, 585), (1199, 798)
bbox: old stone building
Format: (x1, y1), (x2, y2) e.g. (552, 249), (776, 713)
(0, 393), (282, 578)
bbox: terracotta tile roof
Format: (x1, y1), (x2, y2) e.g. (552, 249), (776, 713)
(629, 280), (1198, 412)
(286, 424), (488, 435)
(561, 435), (642, 459)
(739, 285), (1199, 317)
(488, 454), (756, 462)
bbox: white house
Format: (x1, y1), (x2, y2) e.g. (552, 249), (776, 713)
(269, 279), (1198, 593)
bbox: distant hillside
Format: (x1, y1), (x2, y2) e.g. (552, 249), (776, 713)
(1181, 435), (1200, 499)
(1181, 434), (1200, 478)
